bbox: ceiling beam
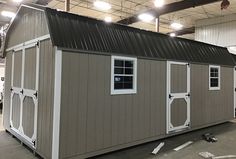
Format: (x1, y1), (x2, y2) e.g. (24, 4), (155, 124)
(168, 26), (195, 36)
(117, 0), (221, 25)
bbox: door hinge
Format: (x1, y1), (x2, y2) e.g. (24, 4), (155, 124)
(169, 94), (173, 99)
(20, 89), (24, 94)
(186, 93), (190, 97)
(34, 91), (38, 98)
(10, 88), (13, 92)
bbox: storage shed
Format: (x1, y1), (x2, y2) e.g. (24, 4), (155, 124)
(2, 4), (236, 159)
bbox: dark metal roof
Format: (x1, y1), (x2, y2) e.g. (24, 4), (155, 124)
(230, 53), (236, 65)
(45, 8), (235, 66)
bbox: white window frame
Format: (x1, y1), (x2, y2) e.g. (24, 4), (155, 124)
(209, 65), (221, 90)
(111, 56), (137, 95)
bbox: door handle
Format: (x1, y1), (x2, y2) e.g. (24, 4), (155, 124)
(186, 93), (190, 97)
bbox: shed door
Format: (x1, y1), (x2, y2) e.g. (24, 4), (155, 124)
(9, 42), (39, 148)
(167, 61), (190, 134)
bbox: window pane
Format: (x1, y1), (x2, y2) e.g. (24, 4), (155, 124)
(115, 68), (124, 74)
(211, 78), (219, 87)
(125, 61), (133, 67)
(124, 76), (133, 82)
(125, 68), (133, 74)
(115, 60), (124, 67)
(124, 82), (133, 89)
(114, 76), (124, 82)
(114, 83), (123, 89)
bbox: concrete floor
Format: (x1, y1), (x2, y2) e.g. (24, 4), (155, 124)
(0, 111), (236, 159)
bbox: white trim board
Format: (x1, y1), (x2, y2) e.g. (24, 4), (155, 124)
(52, 48), (62, 159)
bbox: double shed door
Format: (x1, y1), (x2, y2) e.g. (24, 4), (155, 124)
(10, 42), (39, 148)
(167, 61), (190, 134)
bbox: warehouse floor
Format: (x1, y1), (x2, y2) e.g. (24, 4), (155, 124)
(0, 111), (236, 159)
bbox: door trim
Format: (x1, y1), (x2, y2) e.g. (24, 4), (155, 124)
(234, 67), (236, 118)
(166, 61), (190, 134)
(9, 43), (39, 148)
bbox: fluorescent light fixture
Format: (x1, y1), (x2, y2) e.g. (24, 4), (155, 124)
(170, 22), (183, 30)
(104, 16), (112, 23)
(138, 13), (154, 23)
(13, 0), (23, 3)
(154, 0), (164, 7)
(170, 33), (176, 37)
(228, 46), (236, 54)
(94, 1), (111, 11)
(1, 11), (16, 18)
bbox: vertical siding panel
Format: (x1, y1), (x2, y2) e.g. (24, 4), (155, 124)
(103, 57), (112, 148)
(37, 40), (54, 159)
(86, 55), (97, 151)
(3, 52), (12, 130)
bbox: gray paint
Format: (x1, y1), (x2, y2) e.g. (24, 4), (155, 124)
(3, 51), (12, 130)
(24, 47), (36, 90)
(59, 51), (167, 159)
(36, 39), (55, 159)
(22, 96), (35, 138)
(12, 94), (21, 129)
(6, 7), (49, 49)
(13, 51), (22, 88)
(190, 64), (234, 128)
(59, 52), (234, 159)
(171, 64), (187, 93)
(171, 98), (187, 127)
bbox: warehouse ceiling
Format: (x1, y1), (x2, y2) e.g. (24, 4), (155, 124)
(0, 0), (236, 40)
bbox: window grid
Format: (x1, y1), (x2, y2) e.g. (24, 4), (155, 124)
(209, 65), (220, 90)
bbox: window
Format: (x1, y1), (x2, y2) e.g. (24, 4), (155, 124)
(209, 65), (220, 90)
(111, 56), (137, 95)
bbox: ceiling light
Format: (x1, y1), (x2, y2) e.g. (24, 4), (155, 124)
(228, 46), (236, 53)
(1, 11), (16, 18)
(94, 1), (111, 11)
(170, 33), (176, 37)
(13, 0), (23, 3)
(104, 16), (112, 23)
(138, 13), (154, 23)
(154, 0), (164, 8)
(170, 22), (183, 30)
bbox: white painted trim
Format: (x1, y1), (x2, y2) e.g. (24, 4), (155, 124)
(110, 56), (137, 95)
(9, 43), (40, 148)
(52, 48), (62, 159)
(209, 65), (221, 91)
(166, 61), (191, 134)
(6, 34), (50, 52)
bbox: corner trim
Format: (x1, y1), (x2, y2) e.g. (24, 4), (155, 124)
(52, 48), (62, 159)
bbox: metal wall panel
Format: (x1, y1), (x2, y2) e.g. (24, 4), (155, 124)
(36, 39), (55, 159)
(6, 7), (49, 49)
(190, 64), (234, 128)
(195, 14), (236, 48)
(59, 52), (166, 158)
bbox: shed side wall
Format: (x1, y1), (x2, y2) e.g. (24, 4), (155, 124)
(36, 39), (55, 159)
(191, 64), (234, 127)
(59, 51), (167, 158)
(6, 7), (49, 49)
(3, 51), (12, 130)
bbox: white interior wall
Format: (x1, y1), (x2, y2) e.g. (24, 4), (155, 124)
(195, 14), (236, 54)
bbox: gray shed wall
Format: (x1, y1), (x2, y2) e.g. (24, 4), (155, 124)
(6, 7), (49, 49)
(3, 7), (54, 159)
(59, 51), (234, 159)
(191, 64), (234, 127)
(59, 51), (166, 159)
